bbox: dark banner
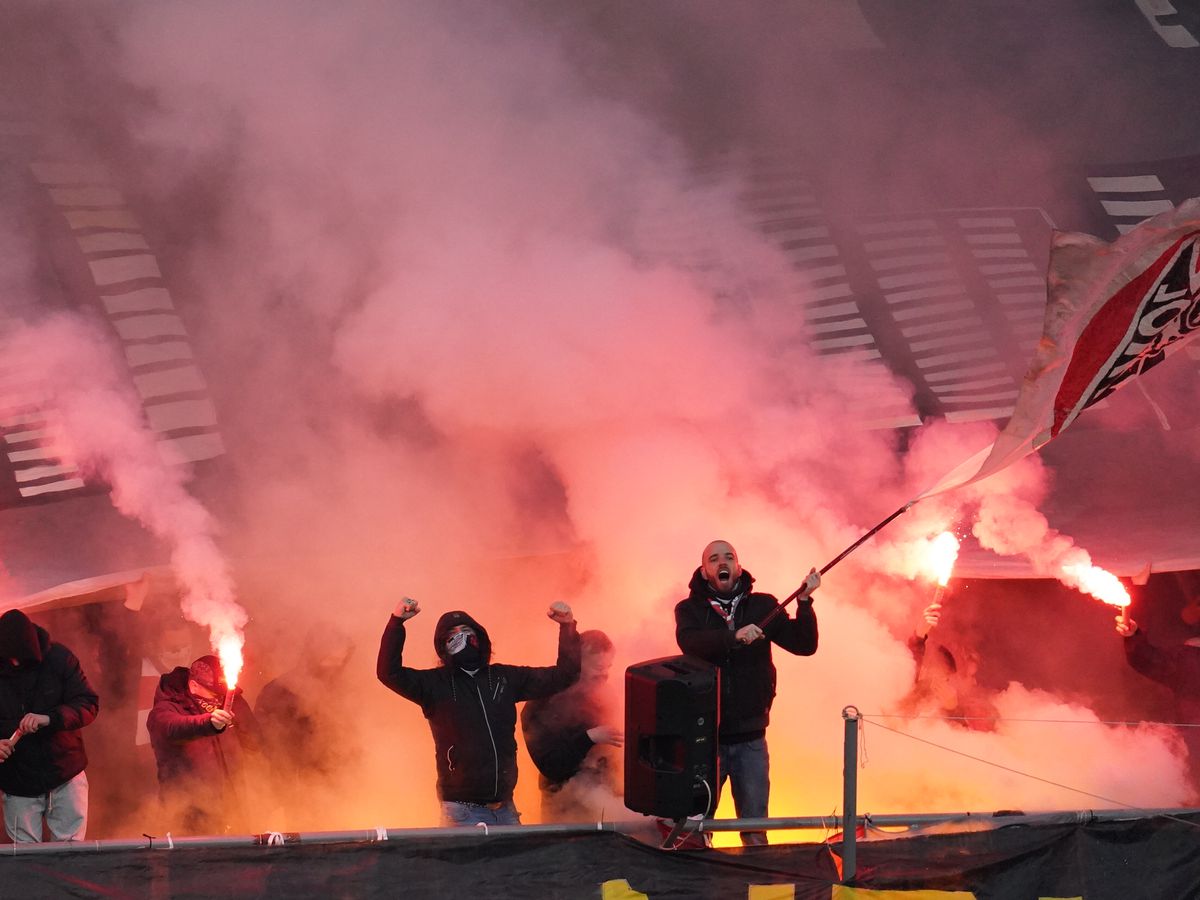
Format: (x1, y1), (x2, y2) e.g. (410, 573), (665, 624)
(4, 815), (1200, 900)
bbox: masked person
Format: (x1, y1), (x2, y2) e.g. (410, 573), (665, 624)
(0, 609), (99, 842)
(147, 654), (260, 834)
(377, 596), (581, 826)
(675, 540), (819, 846)
(521, 629), (623, 822)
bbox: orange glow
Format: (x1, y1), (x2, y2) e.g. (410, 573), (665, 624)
(1062, 562), (1130, 609)
(218, 633), (244, 690)
(926, 531), (960, 587)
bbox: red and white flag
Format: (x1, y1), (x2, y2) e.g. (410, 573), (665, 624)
(921, 196), (1200, 498)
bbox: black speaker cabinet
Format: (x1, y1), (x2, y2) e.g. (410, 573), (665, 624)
(624, 654), (719, 818)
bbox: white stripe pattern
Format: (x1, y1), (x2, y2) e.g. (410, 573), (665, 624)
(0, 156), (232, 502)
(743, 161), (913, 428)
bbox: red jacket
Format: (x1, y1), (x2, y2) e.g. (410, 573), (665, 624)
(147, 667), (259, 814)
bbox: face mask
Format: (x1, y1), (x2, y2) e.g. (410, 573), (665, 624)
(453, 646), (483, 670)
(446, 630), (474, 656)
(446, 627), (482, 669)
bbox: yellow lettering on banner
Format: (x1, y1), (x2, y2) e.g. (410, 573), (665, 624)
(600, 879), (649, 900)
(831, 888), (977, 900)
(748, 885), (796, 899)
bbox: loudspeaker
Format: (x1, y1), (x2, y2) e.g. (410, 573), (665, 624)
(624, 654), (719, 819)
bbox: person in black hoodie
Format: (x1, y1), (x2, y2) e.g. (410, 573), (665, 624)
(147, 654), (259, 834)
(0, 608), (99, 842)
(377, 595), (581, 826)
(675, 540), (819, 845)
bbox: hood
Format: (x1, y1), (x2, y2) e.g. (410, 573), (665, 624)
(0, 609), (47, 663)
(158, 666), (194, 700)
(433, 610), (492, 666)
(687, 567), (755, 602)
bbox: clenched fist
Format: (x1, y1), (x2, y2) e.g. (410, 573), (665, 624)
(547, 601), (574, 625)
(394, 597), (421, 620)
(735, 624), (764, 645)
(210, 708), (235, 731)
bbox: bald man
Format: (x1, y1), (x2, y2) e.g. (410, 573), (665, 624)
(674, 540), (819, 845)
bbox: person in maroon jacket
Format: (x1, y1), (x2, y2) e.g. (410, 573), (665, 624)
(0, 609), (99, 842)
(674, 540), (819, 845)
(147, 654), (259, 834)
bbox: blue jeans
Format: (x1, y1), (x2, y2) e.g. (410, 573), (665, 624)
(718, 737), (769, 846)
(440, 800), (521, 828)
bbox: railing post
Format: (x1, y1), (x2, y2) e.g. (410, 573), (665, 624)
(841, 705), (860, 883)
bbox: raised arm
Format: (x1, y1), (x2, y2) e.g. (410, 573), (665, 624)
(766, 595), (819, 656)
(513, 603), (582, 701)
(376, 597), (437, 707)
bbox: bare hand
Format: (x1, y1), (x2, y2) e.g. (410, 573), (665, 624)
(586, 725), (624, 747)
(210, 708), (235, 731)
(547, 601), (574, 625)
(916, 601), (942, 638)
(394, 597), (420, 620)
(1115, 615), (1137, 637)
(735, 624), (764, 645)
(0, 738), (13, 762)
(799, 568), (821, 599)
(18, 713), (50, 734)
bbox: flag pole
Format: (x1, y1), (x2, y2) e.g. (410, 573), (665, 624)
(760, 500), (915, 627)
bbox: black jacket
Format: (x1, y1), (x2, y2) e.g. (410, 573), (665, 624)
(377, 610), (580, 803)
(675, 568), (817, 740)
(0, 611), (99, 797)
(1125, 629), (1200, 775)
(521, 682), (604, 786)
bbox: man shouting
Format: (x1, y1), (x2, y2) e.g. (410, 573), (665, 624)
(675, 540), (819, 845)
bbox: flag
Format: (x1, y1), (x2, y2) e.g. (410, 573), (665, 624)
(919, 196), (1200, 499)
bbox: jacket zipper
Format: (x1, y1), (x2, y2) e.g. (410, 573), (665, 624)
(473, 682), (500, 799)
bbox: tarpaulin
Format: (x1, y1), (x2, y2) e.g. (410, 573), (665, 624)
(3, 813), (1199, 900)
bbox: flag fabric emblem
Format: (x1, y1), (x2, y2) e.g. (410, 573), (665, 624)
(920, 197), (1200, 498)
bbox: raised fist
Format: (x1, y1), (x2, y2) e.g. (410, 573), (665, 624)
(395, 597), (421, 620)
(547, 601), (574, 625)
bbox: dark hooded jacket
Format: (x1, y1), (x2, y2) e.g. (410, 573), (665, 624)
(146, 666), (259, 829)
(0, 609), (99, 797)
(377, 609), (580, 804)
(675, 568), (817, 740)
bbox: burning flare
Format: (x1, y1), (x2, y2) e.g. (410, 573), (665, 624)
(1061, 562), (1131, 610)
(218, 633), (244, 711)
(927, 531), (961, 587)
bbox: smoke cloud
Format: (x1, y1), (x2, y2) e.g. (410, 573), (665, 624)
(0, 1), (1191, 839)
(0, 314), (246, 649)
